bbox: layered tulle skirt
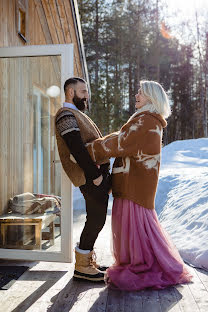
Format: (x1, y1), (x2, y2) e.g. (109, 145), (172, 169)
(106, 198), (192, 291)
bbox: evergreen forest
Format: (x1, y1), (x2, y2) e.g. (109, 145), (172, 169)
(78, 0), (208, 144)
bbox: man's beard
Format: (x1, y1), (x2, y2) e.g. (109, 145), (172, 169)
(73, 92), (87, 111)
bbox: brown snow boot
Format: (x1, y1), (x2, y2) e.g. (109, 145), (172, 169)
(74, 249), (105, 282)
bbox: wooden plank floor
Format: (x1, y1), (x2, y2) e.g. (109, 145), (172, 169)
(46, 259), (208, 312)
(0, 207), (208, 311)
(47, 208), (208, 312)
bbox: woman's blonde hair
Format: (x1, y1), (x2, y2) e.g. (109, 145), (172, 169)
(140, 80), (171, 118)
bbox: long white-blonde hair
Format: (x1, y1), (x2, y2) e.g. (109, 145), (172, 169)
(140, 80), (171, 118)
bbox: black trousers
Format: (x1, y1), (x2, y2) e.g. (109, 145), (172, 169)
(79, 173), (111, 251)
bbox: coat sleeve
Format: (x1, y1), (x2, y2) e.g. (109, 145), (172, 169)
(86, 117), (147, 162)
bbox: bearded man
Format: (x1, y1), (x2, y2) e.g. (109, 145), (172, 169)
(55, 77), (111, 282)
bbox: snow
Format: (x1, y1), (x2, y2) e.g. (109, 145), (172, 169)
(73, 138), (208, 271)
(156, 138), (208, 270)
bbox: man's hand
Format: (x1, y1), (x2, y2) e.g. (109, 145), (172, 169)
(93, 175), (103, 186)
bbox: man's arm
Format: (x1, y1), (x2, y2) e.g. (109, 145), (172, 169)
(56, 110), (102, 183)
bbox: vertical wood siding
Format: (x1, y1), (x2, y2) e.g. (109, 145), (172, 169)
(0, 0), (83, 75)
(0, 0), (85, 214)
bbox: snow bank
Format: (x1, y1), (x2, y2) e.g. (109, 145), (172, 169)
(156, 138), (208, 270)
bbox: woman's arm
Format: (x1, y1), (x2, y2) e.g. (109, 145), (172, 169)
(87, 118), (146, 162)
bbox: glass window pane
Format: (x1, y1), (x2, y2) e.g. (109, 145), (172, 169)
(0, 56), (62, 252)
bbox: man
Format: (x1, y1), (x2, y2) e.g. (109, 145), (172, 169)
(55, 77), (110, 282)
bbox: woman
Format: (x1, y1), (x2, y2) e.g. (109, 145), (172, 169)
(87, 80), (192, 291)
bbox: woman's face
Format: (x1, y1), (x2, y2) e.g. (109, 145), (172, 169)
(135, 89), (149, 109)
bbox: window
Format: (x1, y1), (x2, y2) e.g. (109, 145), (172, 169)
(33, 88), (51, 195)
(16, 0), (27, 43)
(18, 8), (26, 41)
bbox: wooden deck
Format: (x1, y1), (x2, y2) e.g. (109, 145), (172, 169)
(46, 255), (208, 312)
(0, 209), (208, 312)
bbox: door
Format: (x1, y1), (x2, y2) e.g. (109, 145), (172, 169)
(0, 44), (73, 262)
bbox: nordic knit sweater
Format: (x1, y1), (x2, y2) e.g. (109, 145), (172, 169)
(56, 108), (101, 183)
(87, 104), (167, 209)
(55, 107), (109, 187)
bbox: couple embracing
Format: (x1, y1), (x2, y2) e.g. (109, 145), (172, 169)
(55, 77), (192, 291)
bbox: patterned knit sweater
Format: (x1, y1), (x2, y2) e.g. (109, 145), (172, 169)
(87, 104), (167, 209)
(55, 107), (109, 187)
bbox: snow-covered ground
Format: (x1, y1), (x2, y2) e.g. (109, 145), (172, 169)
(156, 138), (208, 270)
(73, 138), (208, 271)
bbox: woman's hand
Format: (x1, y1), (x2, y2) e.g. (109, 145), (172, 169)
(93, 175), (103, 186)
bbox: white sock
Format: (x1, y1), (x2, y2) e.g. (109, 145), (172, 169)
(75, 245), (91, 254)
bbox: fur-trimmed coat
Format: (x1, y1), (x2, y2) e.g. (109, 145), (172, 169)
(87, 104), (167, 209)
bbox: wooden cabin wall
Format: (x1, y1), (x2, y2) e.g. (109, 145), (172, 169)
(0, 0), (82, 76)
(0, 0), (85, 214)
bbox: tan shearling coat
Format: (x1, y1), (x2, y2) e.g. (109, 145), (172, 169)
(87, 105), (167, 209)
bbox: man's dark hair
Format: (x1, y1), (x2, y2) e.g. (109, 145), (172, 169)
(64, 77), (86, 94)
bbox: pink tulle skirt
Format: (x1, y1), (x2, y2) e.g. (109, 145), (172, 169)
(106, 198), (192, 291)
